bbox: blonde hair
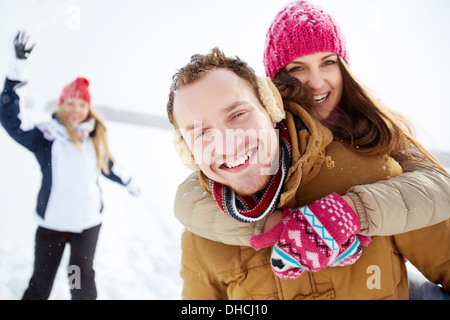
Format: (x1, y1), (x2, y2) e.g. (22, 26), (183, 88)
(54, 107), (114, 174)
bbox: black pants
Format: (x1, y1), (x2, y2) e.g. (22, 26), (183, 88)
(22, 224), (101, 300)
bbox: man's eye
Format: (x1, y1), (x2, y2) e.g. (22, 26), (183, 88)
(231, 110), (249, 121)
(195, 130), (208, 140)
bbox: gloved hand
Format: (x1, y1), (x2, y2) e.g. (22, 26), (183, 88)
(8, 31), (35, 81)
(328, 233), (372, 268)
(250, 193), (371, 279)
(14, 31), (35, 59)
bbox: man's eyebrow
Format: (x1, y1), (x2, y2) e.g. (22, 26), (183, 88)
(185, 121), (202, 132)
(223, 101), (246, 114)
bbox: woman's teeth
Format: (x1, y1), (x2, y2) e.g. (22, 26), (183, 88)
(224, 149), (255, 169)
(314, 93), (329, 103)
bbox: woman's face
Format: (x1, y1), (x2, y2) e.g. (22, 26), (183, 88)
(60, 98), (90, 126)
(285, 52), (343, 121)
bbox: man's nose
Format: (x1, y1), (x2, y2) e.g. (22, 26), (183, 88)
(212, 128), (246, 161)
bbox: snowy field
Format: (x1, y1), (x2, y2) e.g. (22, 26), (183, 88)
(0, 115), (190, 300)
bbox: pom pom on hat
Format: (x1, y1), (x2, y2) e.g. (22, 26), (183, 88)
(264, 0), (349, 79)
(59, 77), (91, 106)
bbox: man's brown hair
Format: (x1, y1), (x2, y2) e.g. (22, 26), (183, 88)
(167, 47), (260, 127)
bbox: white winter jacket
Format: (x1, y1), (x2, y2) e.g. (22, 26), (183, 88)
(0, 78), (133, 233)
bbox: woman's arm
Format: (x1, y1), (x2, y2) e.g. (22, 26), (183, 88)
(102, 159), (140, 196)
(175, 172), (266, 246)
(0, 78), (43, 153)
(175, 151), (450, 246)
(348, 148), (450, 236)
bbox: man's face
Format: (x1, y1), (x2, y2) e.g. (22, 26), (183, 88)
(173, 68), (280, 196)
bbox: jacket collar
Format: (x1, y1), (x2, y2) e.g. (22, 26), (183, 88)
(278, 101), (334, 207)
(37, 114), (97, 143)
(36, 116), (70, 142)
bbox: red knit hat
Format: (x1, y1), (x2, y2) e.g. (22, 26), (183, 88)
(263, 1), (349, 79)
(58, 77), (91, 106)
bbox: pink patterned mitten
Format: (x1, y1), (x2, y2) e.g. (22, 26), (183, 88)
(251, 193), (369, 279)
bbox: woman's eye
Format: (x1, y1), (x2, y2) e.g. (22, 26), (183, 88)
(288, 66), (304, 73)
(323, 60), (337, 67)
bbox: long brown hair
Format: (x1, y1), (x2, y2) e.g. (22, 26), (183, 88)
(273, 57), (446, 171)
(54, 108), (114, 174)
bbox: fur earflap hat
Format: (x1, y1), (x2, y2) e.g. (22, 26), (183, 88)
(59, 77), (91, 106)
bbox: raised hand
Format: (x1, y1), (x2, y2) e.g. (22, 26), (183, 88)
(14, 31), (35, 60)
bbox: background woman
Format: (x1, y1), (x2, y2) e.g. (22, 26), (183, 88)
(0, 32), (139, 300)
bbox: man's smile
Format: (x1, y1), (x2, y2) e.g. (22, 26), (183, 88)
(221, 147), (257, 170)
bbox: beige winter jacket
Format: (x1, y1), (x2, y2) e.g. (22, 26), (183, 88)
(176, 102), (450, 300)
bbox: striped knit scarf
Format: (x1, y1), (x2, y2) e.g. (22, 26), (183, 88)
(209, 123), (292, 223)
(75, 118), (96, 142)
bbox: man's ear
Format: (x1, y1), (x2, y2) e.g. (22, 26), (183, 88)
(256, 77), (285, 123)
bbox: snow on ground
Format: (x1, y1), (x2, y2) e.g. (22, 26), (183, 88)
(0, 115), (190, 300)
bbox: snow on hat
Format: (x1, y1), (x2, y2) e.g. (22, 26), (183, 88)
(58, 77), (91, 106)
(264, 0), (349, 79)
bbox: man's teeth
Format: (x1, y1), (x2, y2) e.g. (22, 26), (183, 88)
(225, 150), (255, 169)
(314, 93), (328, 103)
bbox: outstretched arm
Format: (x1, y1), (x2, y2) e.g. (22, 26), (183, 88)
(102, 159), (140, 197)
(348, 147), (450, 236)
(174, 150), (450, 247)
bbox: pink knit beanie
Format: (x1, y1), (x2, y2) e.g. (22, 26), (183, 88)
(264, 1), (349, 79)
